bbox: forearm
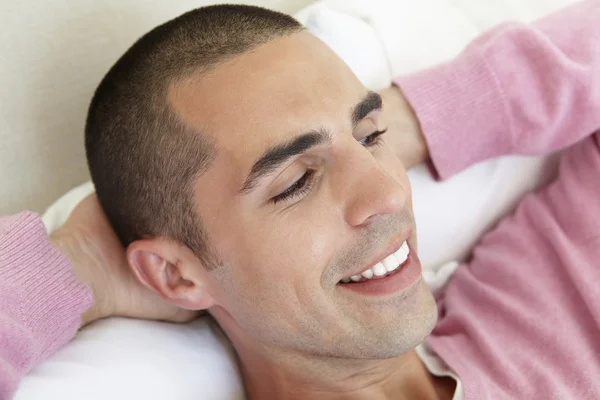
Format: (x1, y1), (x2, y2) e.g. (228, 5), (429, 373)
(0, 213), (93, 399)
(393, 0), (600, 179)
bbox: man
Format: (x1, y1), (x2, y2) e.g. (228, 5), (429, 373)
(1, 1), (598, 399)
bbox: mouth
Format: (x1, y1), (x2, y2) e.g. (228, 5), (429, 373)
(339, 240), (410, 284)
(337, 239), (422, 296)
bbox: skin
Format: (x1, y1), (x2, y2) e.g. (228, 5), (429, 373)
(92, 30), (450, 399)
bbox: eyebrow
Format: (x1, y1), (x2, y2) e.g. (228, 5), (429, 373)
(239, 129), (332, 194)
(239, 91), (383, 195)
(352, 91), (383, 129)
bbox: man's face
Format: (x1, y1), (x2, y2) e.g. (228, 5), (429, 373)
(170, 31), (437, 359)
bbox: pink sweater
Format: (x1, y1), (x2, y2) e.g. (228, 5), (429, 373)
(396, 0), (600, 398)
(0, 1), (598, 398)
(0, 213), (92, 398)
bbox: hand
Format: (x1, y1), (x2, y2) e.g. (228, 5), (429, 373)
(380, 85), (429, 169)
(50, 194), (199, 327)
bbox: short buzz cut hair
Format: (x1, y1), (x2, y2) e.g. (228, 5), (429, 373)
(85, 5), (304, 269)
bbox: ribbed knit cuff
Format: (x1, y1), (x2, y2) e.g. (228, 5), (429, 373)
(394, 46), (512, 180)
(0, 212), (93, 359)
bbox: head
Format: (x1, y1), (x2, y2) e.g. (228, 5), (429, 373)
(86, 4), (436, 369)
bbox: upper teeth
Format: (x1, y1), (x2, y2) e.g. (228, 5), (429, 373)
(341, 241), (410, 283)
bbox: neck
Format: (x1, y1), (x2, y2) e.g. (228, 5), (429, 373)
(241, 348), (452, 400)
(211, 317), (454, 400)
(210, 308), (455, 400)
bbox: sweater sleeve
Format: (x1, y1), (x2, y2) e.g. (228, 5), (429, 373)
(394, 0), (600, 179)
(0, 212), (93, 399)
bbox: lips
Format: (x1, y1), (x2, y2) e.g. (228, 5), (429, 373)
(337, 243), (422, 297)
(340, 240), (409, 283)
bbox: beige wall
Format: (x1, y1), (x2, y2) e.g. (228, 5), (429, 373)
(0, 0), (313, 215)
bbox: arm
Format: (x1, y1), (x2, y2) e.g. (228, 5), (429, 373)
(0, 213), (93, 399)
(0, 195), (198, 399)
(392, 0), (600, 179)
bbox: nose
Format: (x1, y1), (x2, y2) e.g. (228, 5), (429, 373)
(341, 149), (408, 227)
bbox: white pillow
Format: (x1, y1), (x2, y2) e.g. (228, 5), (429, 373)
(17, 0), (573, 398)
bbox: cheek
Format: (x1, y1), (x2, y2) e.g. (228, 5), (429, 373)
(215, 211), (335, 299)
(210, 218), (341, 346)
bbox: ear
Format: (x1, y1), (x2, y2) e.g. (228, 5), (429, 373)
(127, 239), (216, 310)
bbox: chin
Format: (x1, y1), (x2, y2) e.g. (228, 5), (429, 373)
(337, 281), (439, 360)
(380, 282), (438, 358)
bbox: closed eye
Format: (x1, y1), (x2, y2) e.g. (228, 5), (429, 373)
(270, 129), (387, 205)
(271, 169), (317, 204)
(358, 129), (387, 147)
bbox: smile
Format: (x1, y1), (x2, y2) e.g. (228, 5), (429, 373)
(337, 239), (422, 296)
(339, 241), (410, 283)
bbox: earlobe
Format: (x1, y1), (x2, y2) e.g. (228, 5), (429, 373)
(127, 240), (215, 310)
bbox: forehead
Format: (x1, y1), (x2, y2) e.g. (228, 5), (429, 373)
(169, 31), (366, 188)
